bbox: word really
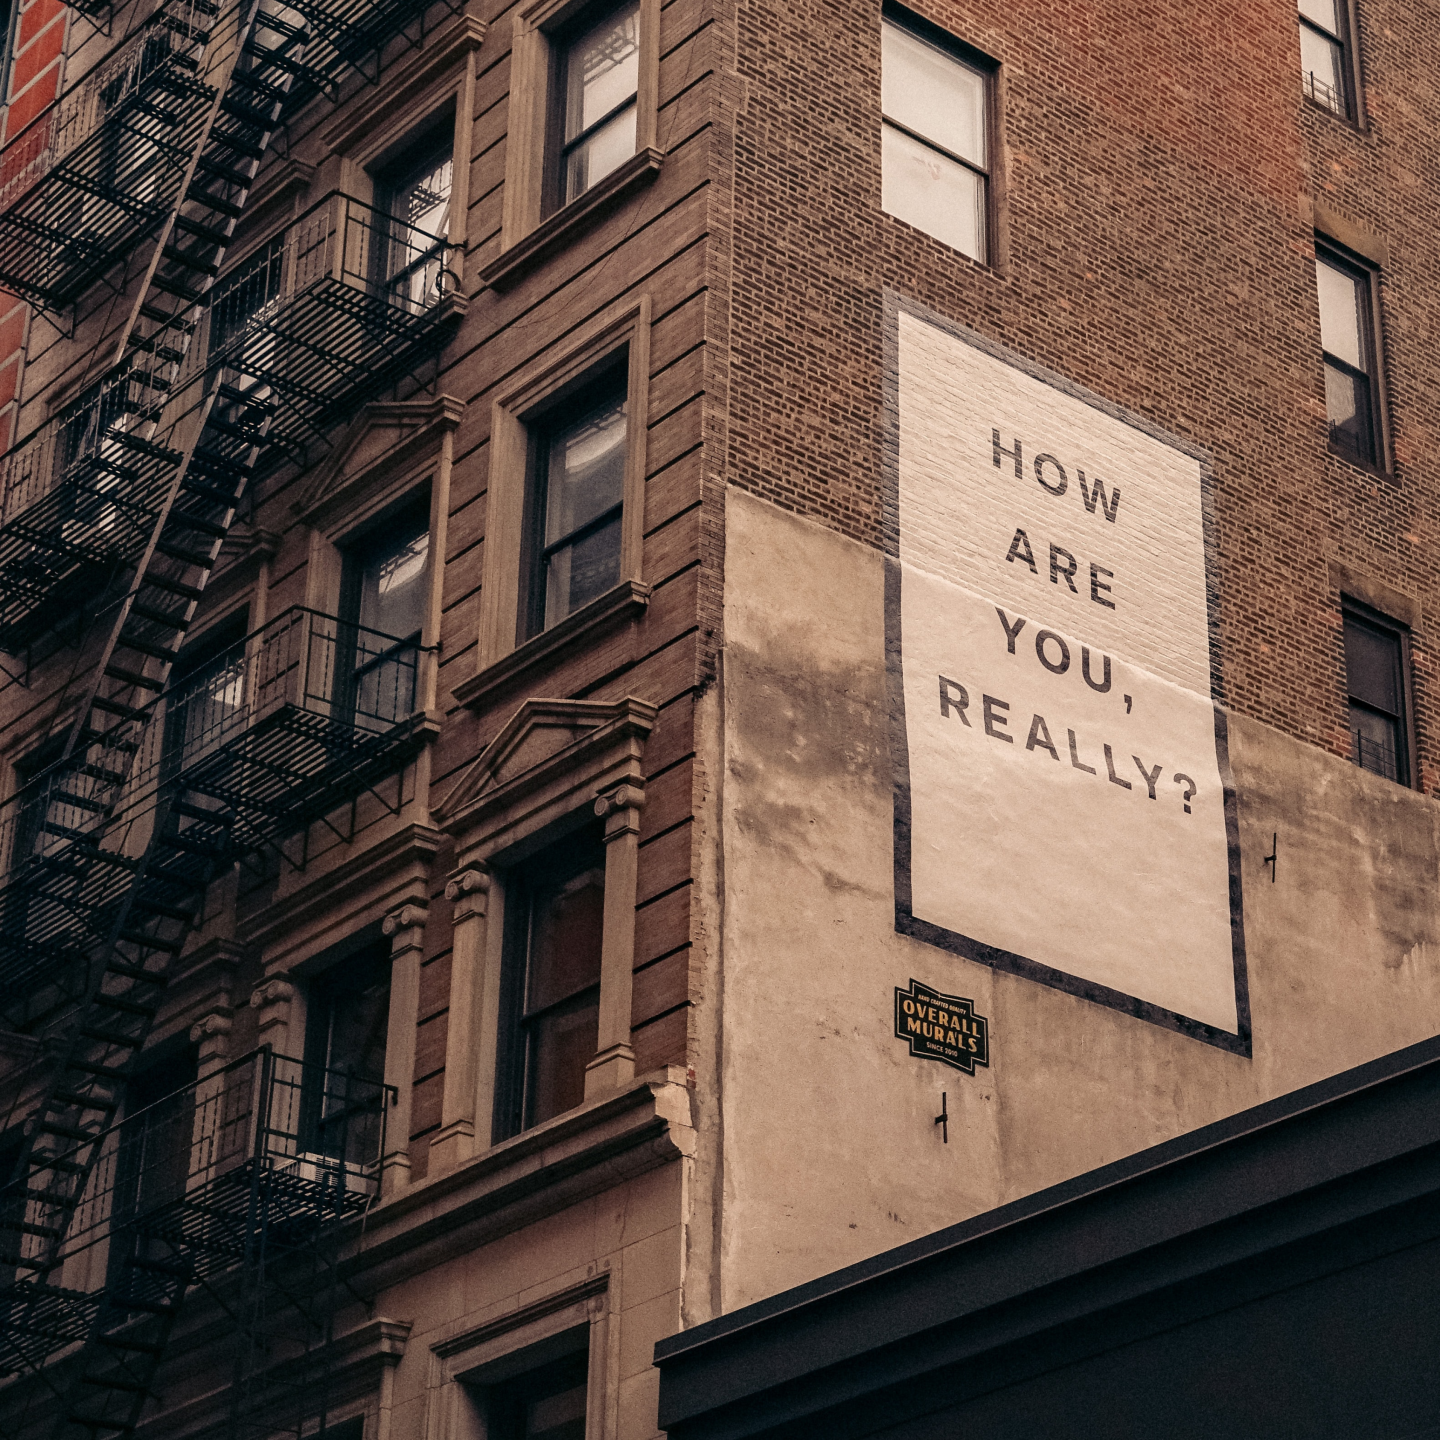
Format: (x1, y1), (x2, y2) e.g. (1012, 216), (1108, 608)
(937, 674), (1196, 812)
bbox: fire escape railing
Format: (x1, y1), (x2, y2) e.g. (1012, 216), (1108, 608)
(0, 0), (220, 312)
(0, 606), (423, 1014)
(208, 190), (462, 435)
(0, 1050), (391, 1425)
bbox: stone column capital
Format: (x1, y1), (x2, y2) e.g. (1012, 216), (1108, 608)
(382, 902), (430, 938)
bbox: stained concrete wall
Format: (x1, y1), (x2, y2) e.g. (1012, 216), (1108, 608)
(715, 484), (1440, 1311)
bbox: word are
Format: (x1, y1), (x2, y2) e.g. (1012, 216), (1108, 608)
(991, 431), (1122, 523)
(937, 674), (1196, 812)
(1005, 529), (1115, 608)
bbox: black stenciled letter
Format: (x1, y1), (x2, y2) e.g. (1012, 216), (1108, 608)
(996, 608), (1026, 653)
(1078, 469), (1121, 523)
(1050, 544), (1079, 593)
(993, 430), (1023, 478)
(1068, 729), (1096, 774)
(1026, 713), (1060, 759)
(1005, 528), (1037, 573)
(1035, 629), (1070, 675)
(1090, 563), (1116, 609)
(1103, 744), (1132, 789)
(939, 675), (971, 724)
(1133, 756), (1163, 798)
(1034, 453), (1068, 496)
(1082, 647), (1111, 693)
(983, 695), (1013, 742)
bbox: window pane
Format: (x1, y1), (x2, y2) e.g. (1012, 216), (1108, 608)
(1315, 258), (1363, 368)
(1351, 704), (1400, 781)
(564, 0), (640, 142)
(1324, 358), (1375, 464)
(564, 101), (637, 203)
(544, 396), (627, 547)
(527, 862), (605, 1013)
(1299, 23), (1344, 110)
(881, 122), (984, 261)
(359, 527), (429, 639)
(881, 21), (986, 168)
(1298, 0), (1340, 39)
(1344, 616), (1401, 715)
(544, 513), (623, 626)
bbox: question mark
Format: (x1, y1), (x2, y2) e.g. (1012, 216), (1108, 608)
(1174, 774), (1196, 814)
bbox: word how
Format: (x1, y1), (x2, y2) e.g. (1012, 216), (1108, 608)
(991, 431), (1122, 523)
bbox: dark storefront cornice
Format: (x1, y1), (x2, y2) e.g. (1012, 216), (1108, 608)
(655, 1033), (1440, 1440)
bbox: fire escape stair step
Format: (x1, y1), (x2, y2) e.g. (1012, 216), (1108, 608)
(77, 1028), (144, 1049)
(140, 573), (206, 601)
(50, 789), (109, 812)
(153, 541), (215, 568)
(171, 801), (236, 826)
(138, 306), (198, 331)
(96, 1334), (166, 1356)
(168, 509), (229, 539)
(104, 665), (167, 691)
(116, 635), (182, 663)
(68, 1060), (133, 1082)
(195, 156), (253, 188)
(219, 96), (279, 129)
(79, 729), (142, 755)
(91, 697), (149, 722)
(50, 1091), (117, 1113)
(79, 1374), (153, 1395)
(172, 216), (231, 248)
(117, 930), (183, 954)
(187, 189), (246, 220)
(180, 477), (241, 507)
(129, 602), (192, 631)
(161, 246), (220, 277)
(91, 993), (158, 1018)
(117, 435), (183, 465)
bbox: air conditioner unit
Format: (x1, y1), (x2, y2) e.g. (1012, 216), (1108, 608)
(275, 1152), (378, 1200)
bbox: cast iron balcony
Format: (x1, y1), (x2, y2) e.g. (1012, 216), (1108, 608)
(207, 190), (465, 436)
(0, 0), (219, 310)
(0, 607), (427, 1006)
(0, 1047), (391, 1381)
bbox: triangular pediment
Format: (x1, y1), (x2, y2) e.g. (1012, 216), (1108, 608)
(435, 696), (657, 828)
(295, 394), (464, 527)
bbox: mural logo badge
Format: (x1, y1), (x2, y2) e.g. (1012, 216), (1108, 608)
(894, 978), (990, 1075)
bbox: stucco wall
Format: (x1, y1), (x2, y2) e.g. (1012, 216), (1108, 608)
(716, 485), (1440, 1310)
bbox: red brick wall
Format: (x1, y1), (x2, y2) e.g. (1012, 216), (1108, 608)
(0, 0), (66, 448)
(723, 0), (1440, 790)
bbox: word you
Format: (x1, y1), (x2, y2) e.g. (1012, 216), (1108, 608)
(937, 674), (1197, 813)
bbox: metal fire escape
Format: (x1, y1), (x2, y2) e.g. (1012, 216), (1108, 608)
(0, 0), (462, 1430)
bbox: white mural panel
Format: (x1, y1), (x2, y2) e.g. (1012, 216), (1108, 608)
(887, 298), (1248, 1049)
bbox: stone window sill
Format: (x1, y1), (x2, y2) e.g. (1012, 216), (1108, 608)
(348, 1069), (694, 1283)
(452, 578), (651, 713)
(479, 148), (664, 292)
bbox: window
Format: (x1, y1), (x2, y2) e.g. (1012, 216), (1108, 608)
(302, 940), (392, 1163)
(521, 369), (627, 640)
(549, 0), (640, 213)
(1315, 246), (1382, 468)
(1344, 604), (1411, 785)
(106, 1046), (198, 1292)
(494, 826), (607, 1141)
(881, 10), (992, 263)
(1299, 0), (1353, 116)
(338, 503), (429, 729)
(162, 611), (248, 782)
(483, 1334), (590, 1440)
(374, 131), (454, 313)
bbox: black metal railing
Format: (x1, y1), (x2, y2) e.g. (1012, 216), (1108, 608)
(1303, 68), (1342, 114)
(206, 191), (460, 431)
(0, 0), (221, 309)
(1352, 728), (1399, 783)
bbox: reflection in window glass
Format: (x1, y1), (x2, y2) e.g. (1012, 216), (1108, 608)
(559, 0), (640, 206)
(534, 383), (626, 633)
(1315, 252), (1378, 466)
(1298, 0), (1347, 114)
(1344, 610), (1407, 784)
(880, 18), (989, 262)
(381, 142), (453, 311)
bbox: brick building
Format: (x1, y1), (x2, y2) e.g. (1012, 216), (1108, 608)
(0, 0), (1437, 1435)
